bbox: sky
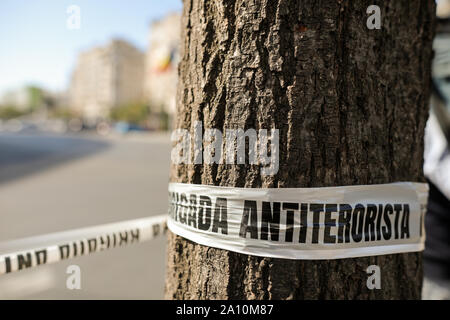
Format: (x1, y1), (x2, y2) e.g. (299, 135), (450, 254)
(0, 0), (182, 96)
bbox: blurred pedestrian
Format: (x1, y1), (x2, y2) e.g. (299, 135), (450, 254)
(422, 0), (450, 300)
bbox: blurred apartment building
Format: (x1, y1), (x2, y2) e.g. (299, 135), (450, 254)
(145, 13), (180, 121)
(68, 13), (181, 127)
(68, 39), (145, 121)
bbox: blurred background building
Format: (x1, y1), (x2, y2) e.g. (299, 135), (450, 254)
(68, 39), (146, 122)
(64, 13), (180, 131)
(144, 12), (180, 128)
(0, 8), (181, 134)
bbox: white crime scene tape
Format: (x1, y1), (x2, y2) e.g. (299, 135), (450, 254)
(0, 215), (167, 276)
(167, 182), (429, 260)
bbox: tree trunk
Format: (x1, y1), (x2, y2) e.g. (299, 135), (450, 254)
(165, 0), (435, 299)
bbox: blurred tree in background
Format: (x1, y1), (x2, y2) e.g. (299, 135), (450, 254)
(0, 106), (26, 119)
(48, 107), (79, 120)
(110, 102), (150, 126)
(27, 86), (44, 111)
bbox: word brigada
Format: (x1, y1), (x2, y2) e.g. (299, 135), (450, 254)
(168, 191), (413, 244)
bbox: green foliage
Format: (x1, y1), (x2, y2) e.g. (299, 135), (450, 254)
(110, 102), (149, 125)
(49, 107), (78, 120)
(26, 86), (44, 110)
(0, 106), (27, 119)
(159, 110), (170, 131)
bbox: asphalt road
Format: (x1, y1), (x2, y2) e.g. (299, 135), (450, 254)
(0, 132), (171, 299)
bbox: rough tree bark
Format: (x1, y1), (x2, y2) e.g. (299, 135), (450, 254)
(165, 0), (435, 299)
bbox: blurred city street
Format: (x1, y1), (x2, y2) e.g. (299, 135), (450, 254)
(0, 132), (171, 299)
(0, 0), (180, 299)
